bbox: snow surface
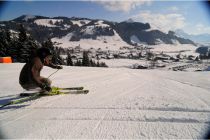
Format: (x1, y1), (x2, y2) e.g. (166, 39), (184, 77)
(1, 63), (210, 139)
(149, 44), (199, 58)
(130, 35), (141, 44)
(150, 44), (196, 53)
(34, 19), (63, 27)
(52, 31), (132, 50)
(71, 20), (91, 27)
(95, 20), (110, 27)
(101, 59), (147, 68)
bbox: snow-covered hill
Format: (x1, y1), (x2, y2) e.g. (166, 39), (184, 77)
(0, 63), (210, 139)
(52, 30), (132, 50)
(0, 15), (196, 48)
(34, 19), (64, 27)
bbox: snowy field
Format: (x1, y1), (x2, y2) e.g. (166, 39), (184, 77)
(1, 63), (210, 139)
(52, 30), (132, 50)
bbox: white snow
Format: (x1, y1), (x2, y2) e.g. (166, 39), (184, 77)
(0, 63), (210, 139)
(95, 20), (109, 27)
(34, 19), (63, 27)
(155, 38), (164, 44)
(71, 20), (91, 27)
(149, 44), (199, 58)
(81, 25), (95, 35)
(101, 59), (147, 68)
(63, 24), (71, 29)
(52, 30), (132, 50)
(130, 35), (141, 44)
(80, 21), (110, 35)
(150, 44), (196, 53)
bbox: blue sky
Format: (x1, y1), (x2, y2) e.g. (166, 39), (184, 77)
(0, 1), (210, 35)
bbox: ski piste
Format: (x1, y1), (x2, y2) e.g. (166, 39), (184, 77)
(0, 86), (89, 109)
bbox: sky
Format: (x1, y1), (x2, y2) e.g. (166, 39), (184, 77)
(0, 0), (210, 35)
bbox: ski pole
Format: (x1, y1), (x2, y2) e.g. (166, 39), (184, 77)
(48, 69), (60, 78)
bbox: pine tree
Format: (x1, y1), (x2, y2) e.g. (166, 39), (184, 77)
(42, 38), (54, 51)
(0, 29), (12, 57)
(97, 60), (100, 67)
(0, 30), (7, 56)
(82, 51), (90, 66)
(5, 29), (11, 42)
(19, 37), (38, 62)
(67, 52), (73, 66)
(100, 62), (108, 67)
(16, 24), (39, 62)
(75, 59), (82, 66)
(9, 40), (20, 62)
(18, 24), (27, 42)
(89, 59), (96, 67)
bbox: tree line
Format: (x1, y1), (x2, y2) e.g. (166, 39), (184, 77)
(0, 24), (107, 67)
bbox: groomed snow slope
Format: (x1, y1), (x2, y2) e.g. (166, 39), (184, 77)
(0, 63), (210, 139)
(51, 31), (132, 50)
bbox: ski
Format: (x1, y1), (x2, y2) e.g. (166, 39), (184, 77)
(56, 90), (89, 94)
(19, 89), (89, 97)
(19, 86), (84, 97)
(52, 86), (84, 90)
(0, 92), (41, 109)
(0, 87), (89, 109)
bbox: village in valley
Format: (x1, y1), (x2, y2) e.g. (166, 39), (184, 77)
(54, 41), (210, 72)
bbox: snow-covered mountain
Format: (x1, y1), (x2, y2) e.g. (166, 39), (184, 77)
(175, 29), (210, 44)
(0, 15), (195, 50)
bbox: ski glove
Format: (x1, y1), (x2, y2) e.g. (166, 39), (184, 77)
(56, 65), (63, 69)
(44, 86), (52, 92)
(40, 83), (52, 92)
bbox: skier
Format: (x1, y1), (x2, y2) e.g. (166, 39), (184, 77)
(19, 47), (63, 92)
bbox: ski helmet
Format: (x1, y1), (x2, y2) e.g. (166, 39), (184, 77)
(36, 47), (52, 63)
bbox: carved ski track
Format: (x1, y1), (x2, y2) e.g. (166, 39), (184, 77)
(92, 109), (109, 133)
(29, 106), (210, 113)
(36, 117), (210, 124)
(0, 94), (67, 127)
(165, 77), (210, 91)
(162, 77), (210, 107)
(130, 71), (210, 110)
(8, 107), (210, 124)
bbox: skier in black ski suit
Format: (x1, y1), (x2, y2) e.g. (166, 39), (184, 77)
(19, 47), (63, 92)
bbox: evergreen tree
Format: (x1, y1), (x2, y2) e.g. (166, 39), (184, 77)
(89, 59), (96, 67)
(16, 24), (39, 62)
(8, 39), (20, 62)
(42, 38), (54, 50)
(19, 37), (38, 62)
(97, 60), (100, 67)
(42, 39), (63, 65)
(5, 29), (11, 43)
(18, 24), (27, 42)
(67, 52), (73, 66)
(82, 51), (90, 66)
(0, 29), (12, 57)
(100, 62), (108, 67)
(75, 59), (82, 66)
(0, 30), (8, 56)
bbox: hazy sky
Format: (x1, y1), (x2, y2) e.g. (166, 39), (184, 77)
(0, 1), (210, 35)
